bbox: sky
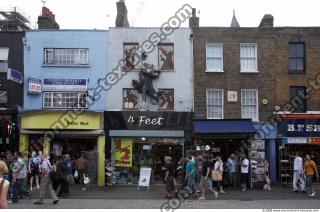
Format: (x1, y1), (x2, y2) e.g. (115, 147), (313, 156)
(1, 0), (320, 29)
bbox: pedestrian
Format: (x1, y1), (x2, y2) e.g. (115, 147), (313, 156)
(33, 154), (59, 205)
(240, 155), (249, 192)
(293, 152), (306, 193)
(198, 154), (218, 200)
(12, 152), (30, 203)
(227, 153), (237, 188)
(56, 158), (69, 196)
(76, 152), (89, 191)
(64, 154), (74, 185)
(304, 154), (319, 197)
(28, 151), (40, 191)
(263, 159), (271, 191)
(213, 156), (226, 194)
(164, 156), (175, 198)
(185, 153), (199, 198)
(0, 161), (10, 209)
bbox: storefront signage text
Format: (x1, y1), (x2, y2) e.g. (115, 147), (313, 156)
(28, 78), (42, 94)
(66, 121), (89, 126)
(7, 68), (23, 84)
(43, 78), (87, 91)
(288, 124), (320, 132)
(127, 115), (164, 127)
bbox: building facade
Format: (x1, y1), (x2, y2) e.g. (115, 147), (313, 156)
(105, 27), (193, 185)
(21, 30), (108, 186)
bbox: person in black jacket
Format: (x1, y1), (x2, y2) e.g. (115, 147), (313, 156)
(52, 158), (69, 196)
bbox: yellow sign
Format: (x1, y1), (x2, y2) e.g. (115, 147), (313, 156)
(21, 111), (101, 130)
(114, 138), (133, 167)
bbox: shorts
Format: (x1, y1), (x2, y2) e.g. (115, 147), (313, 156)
(31, 167), (40, 176)
(200, 176), (212, 189)
(306, 175), (314, 187)
(241, 173), (248, 184)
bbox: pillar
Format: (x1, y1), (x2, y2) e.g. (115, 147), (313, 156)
(19, 134), (29, 157)
(43, 137), (51, 156)
(97, 136), (105, 187)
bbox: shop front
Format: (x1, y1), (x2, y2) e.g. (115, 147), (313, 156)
(277, 114), (320, 186)
(104, 111), (192, 185)
(19, 111), (106, 186)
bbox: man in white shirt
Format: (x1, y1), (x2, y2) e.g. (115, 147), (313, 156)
(293, 152), (306, 192)
(240, 155), (249, 192)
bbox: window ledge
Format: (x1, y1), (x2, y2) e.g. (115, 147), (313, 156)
(240, 70), (259, 73)
(205, 70), (224, 73)
(42, 64), (90, 68)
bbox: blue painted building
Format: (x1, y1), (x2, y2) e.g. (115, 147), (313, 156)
(21, 30), (108, 186)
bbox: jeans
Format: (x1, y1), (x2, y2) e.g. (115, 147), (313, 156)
(12, 178), (29, 203)
(293, 171), (306, 191)
(228, 172), (237, 188)
(187, 176), (198, 194)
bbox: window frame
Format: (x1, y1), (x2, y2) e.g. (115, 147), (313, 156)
(289, 86), (307, 113)
(288, 42), (306, 74)
(43, 48), (89, 66)
(158, 88), (175, 111)
(206, 88), (224, 119)
(123, 88), (139, 111)
(42, 92), (88, 109)
(240, 43), (258, 73)
(0, 90), (8, 107)
(206, 43), (224, 72)
(0, 47), (9, 73)
(241, 89), (259, 121)
(158, 43), (175, 71)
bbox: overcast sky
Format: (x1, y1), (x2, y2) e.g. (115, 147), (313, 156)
(2, 0), (320, 29)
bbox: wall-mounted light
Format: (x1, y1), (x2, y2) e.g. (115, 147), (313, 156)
(262, 98), (269, 105)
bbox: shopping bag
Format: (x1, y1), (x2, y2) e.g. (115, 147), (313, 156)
(74, 170), (79, 179)
(211, 170), (222, 182)
(83, 174), (91, 185)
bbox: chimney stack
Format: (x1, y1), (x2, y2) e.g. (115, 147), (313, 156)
(116, 0), (130, 27)
(37, 7), (59, 29)
(189, 8), (199, 27)
(259, 14), (274, 28)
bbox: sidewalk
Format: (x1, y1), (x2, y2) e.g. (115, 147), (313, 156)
(29, 184), (320, 200)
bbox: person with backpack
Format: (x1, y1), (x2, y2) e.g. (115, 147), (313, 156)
(28, 151), (40, 191)
(33, 154), (59, 205)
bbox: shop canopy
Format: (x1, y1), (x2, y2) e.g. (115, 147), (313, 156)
(193, 119), (256, 134)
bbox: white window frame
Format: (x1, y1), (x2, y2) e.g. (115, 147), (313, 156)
(241, 89), (259, 121)
(44, 48), (89, 65)
(0, 47), (9, 73)
(42, 92), (88, 109)
(206, 89), (224, 119)
(206, 43), (223, 72)
(240, 43), (258, 73)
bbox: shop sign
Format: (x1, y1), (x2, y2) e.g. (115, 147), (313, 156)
(138, 167), (152, 189)
(114, 138), (132, 167)
(28, 78), (42, 94)
(278, 119), (320, 138)
(7, 68), (23, 84)
(282, 137), (307, 144)
(227, 91), (238, 102)
(308, 138), (320, 144)
(127, 115), (164, 127)
(43, 79), (87, 91)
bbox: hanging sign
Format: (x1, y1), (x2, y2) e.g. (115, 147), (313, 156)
(28, 78), (42, 94)
(7, 68), (23, 84)
(114, 138), (132, 167)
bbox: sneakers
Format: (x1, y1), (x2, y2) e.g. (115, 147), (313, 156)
(214, 191), (219, 199)
(198, 196), (206, 200)
(309, 192), (316, 197)
(220, 190), (226, 194)
(53, 200), (59, 204)
(81, 187), (87, 191)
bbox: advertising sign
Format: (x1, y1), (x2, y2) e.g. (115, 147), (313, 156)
(7, 68), (23, 84)
(138, 167), (152, 190)
(114, 138), (132, 167)
(43, 79), (87, 91)
(278, 119), (320, 138)
(28, 78), (42, 94)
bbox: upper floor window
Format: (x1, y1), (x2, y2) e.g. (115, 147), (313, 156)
(241, 89), (259, 121)
(158, 89), (174, 110)
(0, 47), (9, 72)
(289, 86), (306, 113)
(0, 91), (8, 108)
(158, 44), (174, 71)
(123, 43), (140, 71)
(206, 43), (223, 72)
(206, 89), (224, 119)
(43, 92), (87, 109)
(289, 43), (305, 74)
(44, 48), (89, 65)
(240, 44), (257, 73)
(123, 88), (139, 110)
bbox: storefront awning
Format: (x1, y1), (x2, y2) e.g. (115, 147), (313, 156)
(193, 119), (256, 134)
(20, 129), (104, 137)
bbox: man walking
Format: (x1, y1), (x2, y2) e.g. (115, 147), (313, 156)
(76, 152), (89, 191)
(240, 155), (249, 192)
(304, 154), (319, 197)
(227, 154), (237, 188)
(198, 154), (218, 200)
(12, 152), (30, 203)
(293, 152), (306, 192)
(34, 154), (59, 205)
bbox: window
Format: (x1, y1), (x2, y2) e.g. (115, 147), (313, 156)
(123, 43), (140, 71)
(290, 86), (306, 113)
(44, 48), (89, 65)
(0, 47), (9, 72)
(241, 89), (259, 121)
(0, 91), (8, 107)
(158, 44), (174, 71)
(123, 88), (139, 110)
(240, 44), (257, 72)
(289, 43), (305, 73)
(206, 89), (224, 119)
(158, 89), (174, 110)
(206, 43), (223, 72)
(43, 92), (87, 109)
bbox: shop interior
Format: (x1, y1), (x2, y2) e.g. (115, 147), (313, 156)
(0, 115), (19, 153)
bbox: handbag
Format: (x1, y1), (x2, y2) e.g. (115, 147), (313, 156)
(74, 170), (79, 179)
(83, 174), (90, 185)
(211, 170), (222, 182)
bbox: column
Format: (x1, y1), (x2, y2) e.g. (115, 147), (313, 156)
(97, 135), (106, 187)
(19, 134), (29, 157)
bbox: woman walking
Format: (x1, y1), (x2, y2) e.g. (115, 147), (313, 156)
(185, 153), (199, 198)
(263, 159), (271, 191)
(214, 156), (226, 194)
(164, 156), (175, 198)
(0, 160), (10, 208)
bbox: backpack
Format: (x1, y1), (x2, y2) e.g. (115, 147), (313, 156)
(49, 167), (59, 182)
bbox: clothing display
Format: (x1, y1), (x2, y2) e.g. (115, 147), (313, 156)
(53, 143), (63, 157)
(0, 117), (19, 153)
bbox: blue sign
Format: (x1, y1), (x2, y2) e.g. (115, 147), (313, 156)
(43, 79), (88, 91)
(278, 119), (320, 138)
(28, 78), (42, 94)
(7, 68), (23, 84)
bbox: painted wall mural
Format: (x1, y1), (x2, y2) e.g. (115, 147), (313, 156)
(123, 43), (139, 70)
(123, 88), (139, 110)
(158, 44), (174, 71)
(158, 89), (174, 110)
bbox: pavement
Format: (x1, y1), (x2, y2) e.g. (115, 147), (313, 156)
(8, 184), (320, 209)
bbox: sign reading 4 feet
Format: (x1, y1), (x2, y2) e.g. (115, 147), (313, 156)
(127, 115), (164, 127)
